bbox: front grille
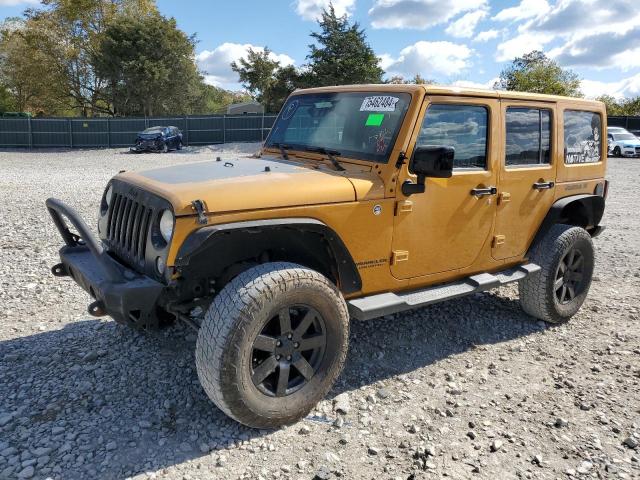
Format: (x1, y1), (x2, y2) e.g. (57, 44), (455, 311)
(106, 193), (153, 264)
(636, 147), (640, 154)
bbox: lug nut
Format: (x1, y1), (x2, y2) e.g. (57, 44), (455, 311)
(276, 355), (281, 360)
(294, 342), (300, 348)
(276, 340), (282, 347)
(287, 333), (293, 340)
(286, 355), (292, 361)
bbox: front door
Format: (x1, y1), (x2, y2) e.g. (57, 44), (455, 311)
(390, 96), (499, 279)
(492, 102), (558, 260)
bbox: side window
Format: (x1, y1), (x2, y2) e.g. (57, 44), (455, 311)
(564, 110), (602, 164)
(505, 107), (552, 166)
(417, 104), (488, 169)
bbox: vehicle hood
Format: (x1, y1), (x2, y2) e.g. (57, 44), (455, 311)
(116, 156), (385, 216)
(617, 139), (640, 146)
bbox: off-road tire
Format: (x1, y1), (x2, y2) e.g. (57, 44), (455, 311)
(195, 262), (349, 428)
(519, 224), (594, 323)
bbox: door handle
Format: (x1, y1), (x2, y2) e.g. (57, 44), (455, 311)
(533, 181), (555, 190)
(470, 186), (497, 197)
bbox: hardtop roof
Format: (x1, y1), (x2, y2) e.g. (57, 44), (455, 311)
(292, 84), (603, 107)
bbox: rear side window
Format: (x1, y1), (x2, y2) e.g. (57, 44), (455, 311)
(564, 111), (602, 164)
(417, 104), (488, 169)
(505, 107), (551, 166)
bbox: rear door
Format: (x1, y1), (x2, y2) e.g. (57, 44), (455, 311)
(492, 101), (558, 260)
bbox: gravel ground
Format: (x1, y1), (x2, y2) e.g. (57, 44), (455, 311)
(0, 145), (638, 480)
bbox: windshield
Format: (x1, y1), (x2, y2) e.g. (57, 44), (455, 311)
(614, 133), (637, 141)
(266, 92), (412, 163)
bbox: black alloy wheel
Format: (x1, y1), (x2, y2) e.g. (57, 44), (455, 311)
(250, 305), (327, 397)
(554, 247), (585, 304)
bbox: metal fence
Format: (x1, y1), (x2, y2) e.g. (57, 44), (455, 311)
(0, 114), (278, 149)
(607, 116), (640, 134)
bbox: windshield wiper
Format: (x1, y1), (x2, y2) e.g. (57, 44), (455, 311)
(272, 142), (290, 160)
(304, 146), (345, 171)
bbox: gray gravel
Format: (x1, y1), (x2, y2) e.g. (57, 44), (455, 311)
(0, 145), (639, 480)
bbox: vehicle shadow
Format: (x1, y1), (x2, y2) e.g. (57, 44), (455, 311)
(0, 288), (545, 479)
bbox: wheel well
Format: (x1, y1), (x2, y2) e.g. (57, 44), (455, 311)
(172, 221), (362, 304)
(531, 194), (605, 249)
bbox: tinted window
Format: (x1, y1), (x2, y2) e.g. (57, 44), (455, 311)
(564, 111), (602, 164)
(267, 92), (411, 163)
(505, 108), (552, 166)
(417, 104), (488, 169)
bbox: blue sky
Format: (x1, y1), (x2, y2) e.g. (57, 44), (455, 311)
(2, 0), (640, 98)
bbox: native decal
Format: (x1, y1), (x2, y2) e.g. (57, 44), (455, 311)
(564, 111), (602, 165)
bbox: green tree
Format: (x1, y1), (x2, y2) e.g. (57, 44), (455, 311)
(306, 5), (383, 86)
(24, 0), (158, 115)
(495, 51), (582, 97)
(231, 48), (280, 108)
(195, 84), (252, 114)
(0, 84), (16, 113)
(386, 74), (435, 85)
(0, 18), (65, 115)
(596, 95), (640, 116)
(93, 12), (202, 116)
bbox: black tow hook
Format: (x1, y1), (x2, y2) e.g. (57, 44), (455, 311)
(51, 263), (68, 277)
(88, 300), (107, 317)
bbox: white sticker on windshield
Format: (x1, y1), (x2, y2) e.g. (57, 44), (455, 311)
(360, 96), (399, 112)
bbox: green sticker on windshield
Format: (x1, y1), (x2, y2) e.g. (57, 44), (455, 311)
(366, 113), (385, 127)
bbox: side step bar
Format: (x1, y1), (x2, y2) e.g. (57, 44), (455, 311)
(347, 263), (540, 321)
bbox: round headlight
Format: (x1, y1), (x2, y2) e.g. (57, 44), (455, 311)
(159, 209), (174, 243)
(104, 185), (113, 206)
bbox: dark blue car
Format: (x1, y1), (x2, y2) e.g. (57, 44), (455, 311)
(131, 126), (183, 153)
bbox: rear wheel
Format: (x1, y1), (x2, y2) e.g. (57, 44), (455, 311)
(195, 262), (349, 428)
(519, 224), (594, 323)
(161, 141), (168, 153)
(177, 140), (182, 150)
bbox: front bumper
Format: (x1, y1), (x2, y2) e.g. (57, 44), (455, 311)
(130, 139), (163, 152)
(46, 198), (164, 327)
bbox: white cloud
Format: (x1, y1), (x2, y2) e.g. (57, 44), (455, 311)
(383, 41), (473, 78)
(495, 32), (553, 62)
(0, 0), (38, 5)
(445, 9), (488, 38)
(294, 0), (356, 21)
(493, 0), (549, 22)
(196, 43), (294, 90)
(497, 0), (640, 69)
(581, 73), (640, 99)
(474, 29), (500, 42)
(369, 0), (486, 30)
(451, 78), (498, 89)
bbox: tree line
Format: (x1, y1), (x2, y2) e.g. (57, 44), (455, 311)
(1, 1), (638, 117)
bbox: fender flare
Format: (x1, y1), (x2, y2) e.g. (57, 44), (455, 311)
(534, 194), (605, 244)
(175, 218), (362, 294)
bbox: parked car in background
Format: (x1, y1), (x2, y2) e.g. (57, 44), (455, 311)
(131, 126), (182, 153)
(607, 127), (640, 157)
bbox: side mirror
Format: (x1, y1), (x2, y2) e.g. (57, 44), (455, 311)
(402, 145), (454, 195)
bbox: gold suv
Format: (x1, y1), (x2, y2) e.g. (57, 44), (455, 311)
(47, 85), (608, 428)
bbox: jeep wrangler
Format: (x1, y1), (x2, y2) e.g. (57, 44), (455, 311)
(47, 85), (607, 428)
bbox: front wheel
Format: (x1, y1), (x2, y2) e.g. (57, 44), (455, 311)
(519, 224), (594, 323)
(195, 262), (349, 428)
(613, 146), (621, 157)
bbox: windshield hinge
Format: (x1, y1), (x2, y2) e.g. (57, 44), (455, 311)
(191, 199), (208, 225)
(395, 151), (407, 169)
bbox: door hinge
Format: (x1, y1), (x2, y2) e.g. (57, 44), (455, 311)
(492, 235), (506, 247)
(191, 199), (209, 225)
(392, 250), (409, 264)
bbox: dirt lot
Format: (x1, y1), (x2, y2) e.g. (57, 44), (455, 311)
(0, 145), (638, 480)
